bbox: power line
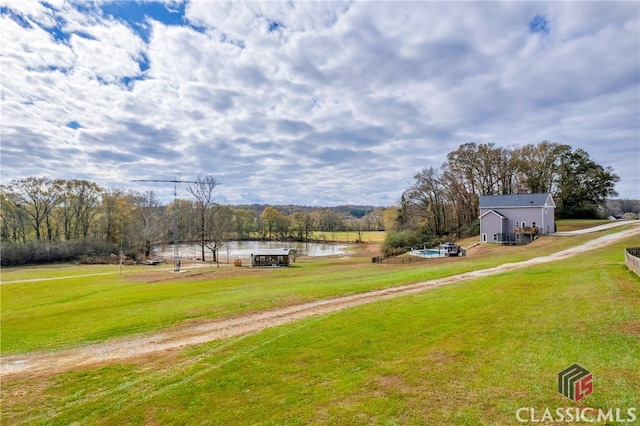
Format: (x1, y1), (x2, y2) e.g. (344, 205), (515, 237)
(132, 176), (198, 272)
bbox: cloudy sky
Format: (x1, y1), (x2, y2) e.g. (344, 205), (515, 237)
(1, 0), (638, 206)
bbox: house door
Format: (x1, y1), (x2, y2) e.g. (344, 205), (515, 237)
(482, 233), (487, 243)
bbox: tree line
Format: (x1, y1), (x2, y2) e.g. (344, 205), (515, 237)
(0, 141), (623, 264)
(0, 176), (386, 266)
(383, 141), (620, 255)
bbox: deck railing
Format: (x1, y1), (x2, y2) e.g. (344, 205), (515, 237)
(513, 226), (539, 234)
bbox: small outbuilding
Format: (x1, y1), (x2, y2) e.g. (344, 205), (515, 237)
(250, 249), (296, 267)
(439, 242), (463, 256)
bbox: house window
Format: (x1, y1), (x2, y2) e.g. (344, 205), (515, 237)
(493, 234), (497, 241)
(259, 256), (265, 261)
(545, 207), (548, 214)
(522, 221), (526, 227)
(532, 222), (536, 227)
(515, 222), (520, 227)
(516, 234), (521, 240)
(278, 256), (283, 261)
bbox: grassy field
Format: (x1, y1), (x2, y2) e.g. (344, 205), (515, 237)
(0, 263), (154, 282)
(555, 219), (616, 232)
(1, 227), (632, 355)
(1, 223), (639, 424)
(308, 230), (386, 243)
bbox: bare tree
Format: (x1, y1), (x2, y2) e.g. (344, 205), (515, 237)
(11, 177), (62, 241)
(131, 190), (162, 258)
(404, 167), (448, 236)
(441, 166), (478, 237)
(188, 176), (219, 261)
(314, 209), (343, 233)
(58, 179), (103, 240)
(513, 141), (564, 194)
(205, 204), (234, 265)
(0, 185), (27, 243)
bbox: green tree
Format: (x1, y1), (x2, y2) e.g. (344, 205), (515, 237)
(291, 211), (314, 240)
(514, 141), (564, 194)
(260, 206), (280, 239)
(382, 206), (399, 232)
(274, 213), (291, 239)
(98, 188), (129, 245)
(232, 208), (255, 240)
(555, 147), (620, 218)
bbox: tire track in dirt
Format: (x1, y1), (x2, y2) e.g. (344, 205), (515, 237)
(2, 225), (639, 379)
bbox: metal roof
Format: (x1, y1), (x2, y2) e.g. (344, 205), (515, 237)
(250, 249), (294, 256)
(479, 193), (553, 208)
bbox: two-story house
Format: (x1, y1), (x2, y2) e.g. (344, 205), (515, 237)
(479, 193), (555, 244)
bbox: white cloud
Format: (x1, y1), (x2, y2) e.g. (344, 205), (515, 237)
(1, 0), (638, 204)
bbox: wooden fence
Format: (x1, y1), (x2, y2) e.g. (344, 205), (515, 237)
(372, 255), (431, 264)
(625, 247), (640, 277)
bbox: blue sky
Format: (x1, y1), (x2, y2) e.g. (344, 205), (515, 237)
(1, 0), (638, 206)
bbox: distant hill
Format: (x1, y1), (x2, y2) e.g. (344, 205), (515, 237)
(605, 199), (640, 218)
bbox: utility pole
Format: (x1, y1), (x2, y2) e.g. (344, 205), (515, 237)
(132, 175), (197, 272)
(120, 219), (124, 275)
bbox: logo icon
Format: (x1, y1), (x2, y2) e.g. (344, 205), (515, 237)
(558, 364), (593, 401)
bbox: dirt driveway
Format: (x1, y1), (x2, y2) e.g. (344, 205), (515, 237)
(2, 224), (639, 379)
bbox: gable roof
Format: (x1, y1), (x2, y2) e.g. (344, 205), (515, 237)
(479, 193), (555, 208)
(479, 209), (507, 219)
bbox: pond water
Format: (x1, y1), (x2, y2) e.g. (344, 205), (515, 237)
(153, 240), (348, 260)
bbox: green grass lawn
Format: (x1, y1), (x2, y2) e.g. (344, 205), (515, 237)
(0, 263), (157, 282)
(555, 219), (616, 232)
(0, 228), (633, 355)
(2, 233), (638, 425)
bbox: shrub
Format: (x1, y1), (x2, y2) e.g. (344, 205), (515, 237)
(382, 230), (420, 255)
(0, 239), (121, 266)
